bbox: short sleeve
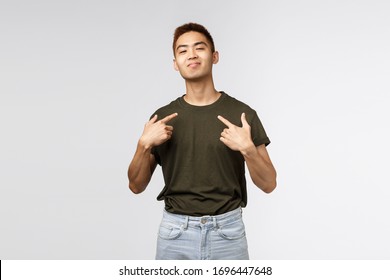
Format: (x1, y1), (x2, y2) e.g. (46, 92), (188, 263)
(250, 111), (270, 147)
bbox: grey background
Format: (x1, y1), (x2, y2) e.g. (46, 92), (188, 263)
(1, 0), (389, 259)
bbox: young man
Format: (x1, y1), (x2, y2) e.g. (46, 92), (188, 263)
(128, 23), (277, 260)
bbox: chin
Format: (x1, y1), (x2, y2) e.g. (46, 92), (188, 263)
(181, 72), (208, 81)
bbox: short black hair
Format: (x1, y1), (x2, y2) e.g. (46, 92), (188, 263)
(173, 22), (215, 55)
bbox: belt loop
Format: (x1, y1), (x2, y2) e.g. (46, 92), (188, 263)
(213, 217), (219, 229)
(183, 216), (189, 230)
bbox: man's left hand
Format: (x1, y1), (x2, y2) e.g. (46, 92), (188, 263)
(217, 113), (254, 152)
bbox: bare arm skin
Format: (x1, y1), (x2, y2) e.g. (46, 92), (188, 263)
(128, 113), (178, 194)
(217, 113), (277, 193)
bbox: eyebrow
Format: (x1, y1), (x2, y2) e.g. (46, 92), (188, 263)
(176, 41), (208, 51)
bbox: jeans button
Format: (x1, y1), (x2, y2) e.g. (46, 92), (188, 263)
(201, 218), (207, 224)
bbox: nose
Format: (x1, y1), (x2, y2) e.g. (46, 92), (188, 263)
(188, 48), (198, 60)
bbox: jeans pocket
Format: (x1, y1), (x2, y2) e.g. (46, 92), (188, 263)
(158, 221), (184, 240)
(217, 219), (246, 240)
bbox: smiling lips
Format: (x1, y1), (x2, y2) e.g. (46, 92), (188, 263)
(188, 62), (201, 68)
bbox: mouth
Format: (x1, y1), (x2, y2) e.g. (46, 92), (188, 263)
(187, 62), (201, 68)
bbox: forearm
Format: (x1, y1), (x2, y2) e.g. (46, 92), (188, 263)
(128, 113), (177, 193)
(241, 144), (277, 193)
(128, 141), (154, 194)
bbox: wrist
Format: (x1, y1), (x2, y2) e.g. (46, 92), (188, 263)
(240, 142), (257, 157)
(138, 138), (153, 152)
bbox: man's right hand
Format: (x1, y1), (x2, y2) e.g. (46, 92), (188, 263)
(139, 113), (178, 150)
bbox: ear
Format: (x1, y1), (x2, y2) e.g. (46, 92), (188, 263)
(212, 51), (219, 64)
(173, 58), (179, 71)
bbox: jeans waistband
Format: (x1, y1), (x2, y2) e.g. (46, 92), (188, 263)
(162, 207), (243, 229)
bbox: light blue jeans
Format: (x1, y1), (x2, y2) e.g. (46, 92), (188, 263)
(156, 207), (249, 260)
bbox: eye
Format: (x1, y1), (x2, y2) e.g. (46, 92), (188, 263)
(196, 47), (205, 50)
(179, 50), (187, 54)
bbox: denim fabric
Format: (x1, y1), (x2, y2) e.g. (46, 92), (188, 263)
(156, 207), (249, 260)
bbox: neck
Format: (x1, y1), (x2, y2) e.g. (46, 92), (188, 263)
(183, 77), (220, 106)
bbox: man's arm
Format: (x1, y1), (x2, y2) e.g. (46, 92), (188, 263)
(128, 144), (157, 194)
(217, 113), (277, 193)
(128, 113), (178, 194)
(240, 144), (277, 193)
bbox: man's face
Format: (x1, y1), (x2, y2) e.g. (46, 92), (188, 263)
(173, 31), (219, 81)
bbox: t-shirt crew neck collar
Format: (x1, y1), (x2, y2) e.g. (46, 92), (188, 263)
(179, 91), (226, 110)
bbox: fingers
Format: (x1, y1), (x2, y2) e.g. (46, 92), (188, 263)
(218, 113), (249, 128)
(147, 113), (177, 126)
(160, 112), (178, 124)
(219, 136), (227, 144)
(217, 115), (233, 128)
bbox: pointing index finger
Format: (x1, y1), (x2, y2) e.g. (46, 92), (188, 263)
(160, 112), (178, 123)
(217, 115), (233, 128)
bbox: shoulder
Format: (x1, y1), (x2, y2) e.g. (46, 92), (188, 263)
(221, 92), (257, 119)
(222, 92), (255, 111)
(151, 97), (182, 118)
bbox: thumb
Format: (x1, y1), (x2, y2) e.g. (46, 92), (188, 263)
(149, 114), (158, 124)
(241, 112), (249, 127)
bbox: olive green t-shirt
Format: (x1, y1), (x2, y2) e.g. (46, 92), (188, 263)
(151, 92), (270, 216)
